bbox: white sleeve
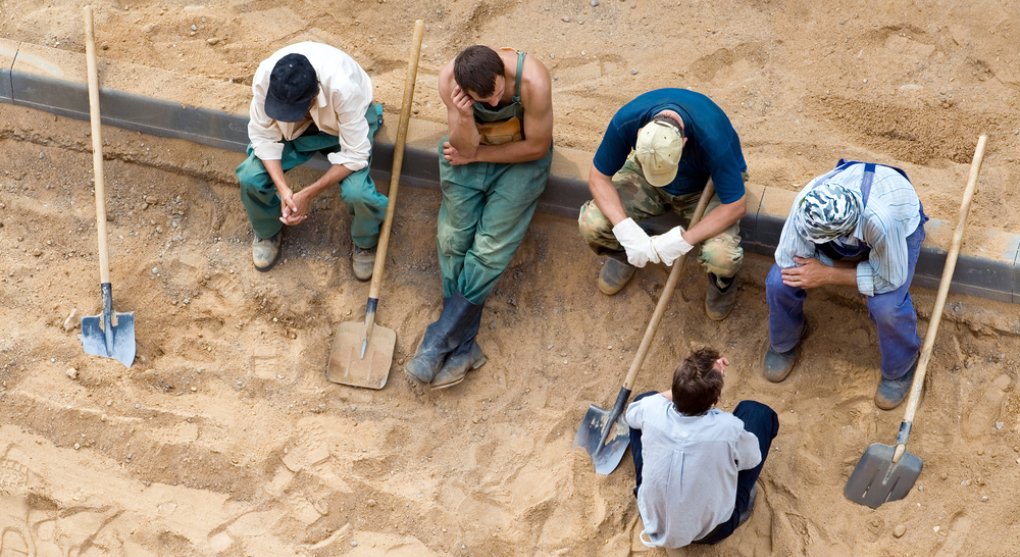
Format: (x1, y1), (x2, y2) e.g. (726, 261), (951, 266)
(324, 88), (371, 171)
(734, 429), (762, 471)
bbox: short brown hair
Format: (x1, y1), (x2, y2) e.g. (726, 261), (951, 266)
(453, 45), (505, 98)
(671, 348), (724, 415)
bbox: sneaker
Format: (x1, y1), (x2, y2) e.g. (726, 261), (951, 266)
(352, 246), (375, 281)
(874, 360), (918, 410)
(597, 258), (636, 296)
(762, 323), (807, 383)
(705, 273), (737, 321)
(252, 232), (282, 272)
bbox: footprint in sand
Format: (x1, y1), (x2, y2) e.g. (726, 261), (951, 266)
(960, 370), (1011, 440)
(0, 448), (34, 557)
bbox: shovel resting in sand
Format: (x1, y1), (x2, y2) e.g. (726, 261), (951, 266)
(845, 134), (987, 509)
(575, 182), (715, 475)
(80, 6), (135, 368)
(325, 20), (425, 389)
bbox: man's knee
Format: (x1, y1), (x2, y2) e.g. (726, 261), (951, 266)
(764, 264), (787, 293)
(437, 222), (472, 257)
(700, 233), (743, 277)
(734, 400), (779, 437)
(578, 200), (612, 243)
(868, 291), (912, 326)
(340, 172), (380, 206)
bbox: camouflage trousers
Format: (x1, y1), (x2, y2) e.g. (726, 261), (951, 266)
(577, 157), (743, 278)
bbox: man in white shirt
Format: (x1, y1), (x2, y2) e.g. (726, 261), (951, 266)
(236, 42), (387, 279)
(625, 348), (779, 549)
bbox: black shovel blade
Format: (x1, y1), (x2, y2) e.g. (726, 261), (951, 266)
(844, 443), (923, 509)
(575, 387), (633, 475)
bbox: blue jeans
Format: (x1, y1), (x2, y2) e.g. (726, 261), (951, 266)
(630, 392), (779, 545)
(766, 213), (927, 380)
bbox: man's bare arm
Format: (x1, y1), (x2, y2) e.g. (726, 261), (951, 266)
(438, 63), (481, 156)
(682, 193), (747, 245)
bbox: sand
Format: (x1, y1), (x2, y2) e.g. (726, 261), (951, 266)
(2, 1), (1020, 556)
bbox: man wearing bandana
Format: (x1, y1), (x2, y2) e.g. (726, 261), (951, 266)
(764, 161), (928, 410)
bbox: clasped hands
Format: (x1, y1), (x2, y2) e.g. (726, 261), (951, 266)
(278, 186), (312, 226)
(612, 218), (694, 268)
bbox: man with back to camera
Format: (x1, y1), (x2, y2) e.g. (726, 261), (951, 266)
(626, 347), (779, 549)
(236, 42), (387, 279)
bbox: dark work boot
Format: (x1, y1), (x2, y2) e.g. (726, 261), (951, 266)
(431, 301), (486, 390)
(762, 323), (807, 383)
(874, 358), (918, 410)
(597, 258), (636, 296)
(404, 294), (476, 384)
(705, 273), (738, 321)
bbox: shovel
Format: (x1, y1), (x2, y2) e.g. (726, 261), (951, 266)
(845, 134), (987, 509)
(576, 182), (716, 475)
(325, 19), (425, 389)
(79, 6), (136, 368)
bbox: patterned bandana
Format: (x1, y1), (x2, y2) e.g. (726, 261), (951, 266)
(794, 183), (861, 243)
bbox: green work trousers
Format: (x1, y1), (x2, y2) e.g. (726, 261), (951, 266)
(236, 103), (386, 249)
(437, 139), (553, 304)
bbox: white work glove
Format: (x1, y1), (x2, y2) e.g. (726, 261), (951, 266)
(651, 226), (695, 267)
(612, 218), (660, 268)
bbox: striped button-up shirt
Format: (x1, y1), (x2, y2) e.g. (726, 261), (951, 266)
(248, 42), (373, 171)
(775, 163), (922, 296)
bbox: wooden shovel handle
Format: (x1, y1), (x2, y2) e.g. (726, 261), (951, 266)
(899, 134), (987, 431)
(84, 6), (110, 284)
(367, 19), (425, 298)
(621, 181), (716, 390)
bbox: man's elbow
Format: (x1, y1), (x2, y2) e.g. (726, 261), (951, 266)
(525, 138), (552, 160)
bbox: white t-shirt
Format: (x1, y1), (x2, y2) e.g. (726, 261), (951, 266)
(625, 394), (761, 549)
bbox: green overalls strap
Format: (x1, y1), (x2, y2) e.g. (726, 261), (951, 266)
(236, 102), (387, 249)
(472, 50), (526, 139)
(437, 50), (552, 304)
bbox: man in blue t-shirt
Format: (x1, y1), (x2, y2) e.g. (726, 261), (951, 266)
(578, 89), (748, 320)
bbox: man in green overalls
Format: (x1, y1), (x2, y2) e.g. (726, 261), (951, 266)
(405, 45), (554, 390)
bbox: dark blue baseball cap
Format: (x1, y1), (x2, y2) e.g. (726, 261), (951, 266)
(265, 53), (318, 122)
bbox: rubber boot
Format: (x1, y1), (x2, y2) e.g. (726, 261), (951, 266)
(705, 273), (738, 321)
(431, 301), (486, 390)
(404, 294), (476, 384)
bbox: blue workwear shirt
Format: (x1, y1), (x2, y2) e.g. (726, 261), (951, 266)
(775, 163), (922, 296)
(592, 89), (747, 203)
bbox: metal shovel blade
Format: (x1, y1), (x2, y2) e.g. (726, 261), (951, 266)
(574, 393), (631, 476)
(844, 443), (923, 509)
(81, 309), (136, 368)
(326, 321), (396, 389)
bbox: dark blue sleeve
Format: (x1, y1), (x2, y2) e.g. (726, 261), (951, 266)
(705, 135), (747, 204)
(592, 120), (631, 178)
